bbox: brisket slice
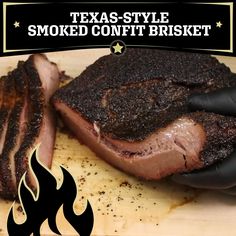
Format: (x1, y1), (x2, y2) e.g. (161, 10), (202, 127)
(0, 54), (59, 199)
(0, 75), (16, 153)
(0, 75), (17, 194)
(52, 49), (236, 180)
(14, 54), (60, 191)
(0, 63), (28, 198)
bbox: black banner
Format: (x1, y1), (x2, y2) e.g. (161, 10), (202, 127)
(0, 1), (235, 56)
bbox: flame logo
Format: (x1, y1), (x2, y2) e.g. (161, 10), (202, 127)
(7, 150), (94, 236)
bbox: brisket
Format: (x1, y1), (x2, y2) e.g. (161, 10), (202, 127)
(53, 49), (236, 179)
(0, 54), (59, 199)
(0, 63), (28, 198)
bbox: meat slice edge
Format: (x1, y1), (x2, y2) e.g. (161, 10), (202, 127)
(53, 101), (207, 179)
(53, 101), (236, 180)
(0, 75), (16, 196)
(0, 63), (28, 199)
(0, 76), (16, 153)
(14, 54), (59, 191)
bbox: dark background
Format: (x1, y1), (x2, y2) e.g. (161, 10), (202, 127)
(0, 1), (235, 56)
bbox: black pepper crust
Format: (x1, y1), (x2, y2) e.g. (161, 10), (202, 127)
(0, 63), (28, 199)
(0, 72), (17, 199)
(0, 75), (15, 136)
(53, 49), (236, 141)
(14, 55), (44, 187)
(187, 112), (236, 167)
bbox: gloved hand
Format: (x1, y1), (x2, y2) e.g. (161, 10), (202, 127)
(172, 87), (236, 195)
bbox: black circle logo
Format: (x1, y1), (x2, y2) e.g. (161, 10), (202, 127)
(110, 40), (126, 56)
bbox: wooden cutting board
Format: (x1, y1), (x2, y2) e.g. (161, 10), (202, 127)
(0, 49), (236, 236)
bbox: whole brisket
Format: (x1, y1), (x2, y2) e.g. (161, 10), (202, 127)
(53, 49), (236, 180)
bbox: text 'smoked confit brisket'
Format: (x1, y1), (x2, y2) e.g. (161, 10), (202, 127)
(53, 49), (236, 180)
(0, 54), (59, 199)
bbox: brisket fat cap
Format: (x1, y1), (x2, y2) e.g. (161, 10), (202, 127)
(53, 49), (236, 179)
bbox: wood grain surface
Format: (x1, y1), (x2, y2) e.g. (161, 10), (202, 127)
(0, 49), (236, 236)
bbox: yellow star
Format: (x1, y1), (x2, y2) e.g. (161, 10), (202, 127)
(112, 42), (123, 54)
(13, 21), (20, 28)
(216, 21), (223, 28)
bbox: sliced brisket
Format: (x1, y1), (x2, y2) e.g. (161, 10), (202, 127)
(0, 75), (17, 195)
(14, 54), (60, 190)
(0, 54), (59, 199)
(0, 63), (28, 198)
(53, 49), (236, 180)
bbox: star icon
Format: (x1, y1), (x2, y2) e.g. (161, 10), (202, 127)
(110, 40), (126, 56)
(13, 21), (20, 28)
(216, 21), (223, 28)
(112, 42), (124, 54)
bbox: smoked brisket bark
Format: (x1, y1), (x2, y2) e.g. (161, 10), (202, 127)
(0, 54), (59, 199)
(0, 75), (17, 195)
(0, 63), (28, 199)
(15, 54), (59, 188)
(53, 49), (236, 179)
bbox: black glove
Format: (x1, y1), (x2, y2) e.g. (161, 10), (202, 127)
(172, 87), (236, 195)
